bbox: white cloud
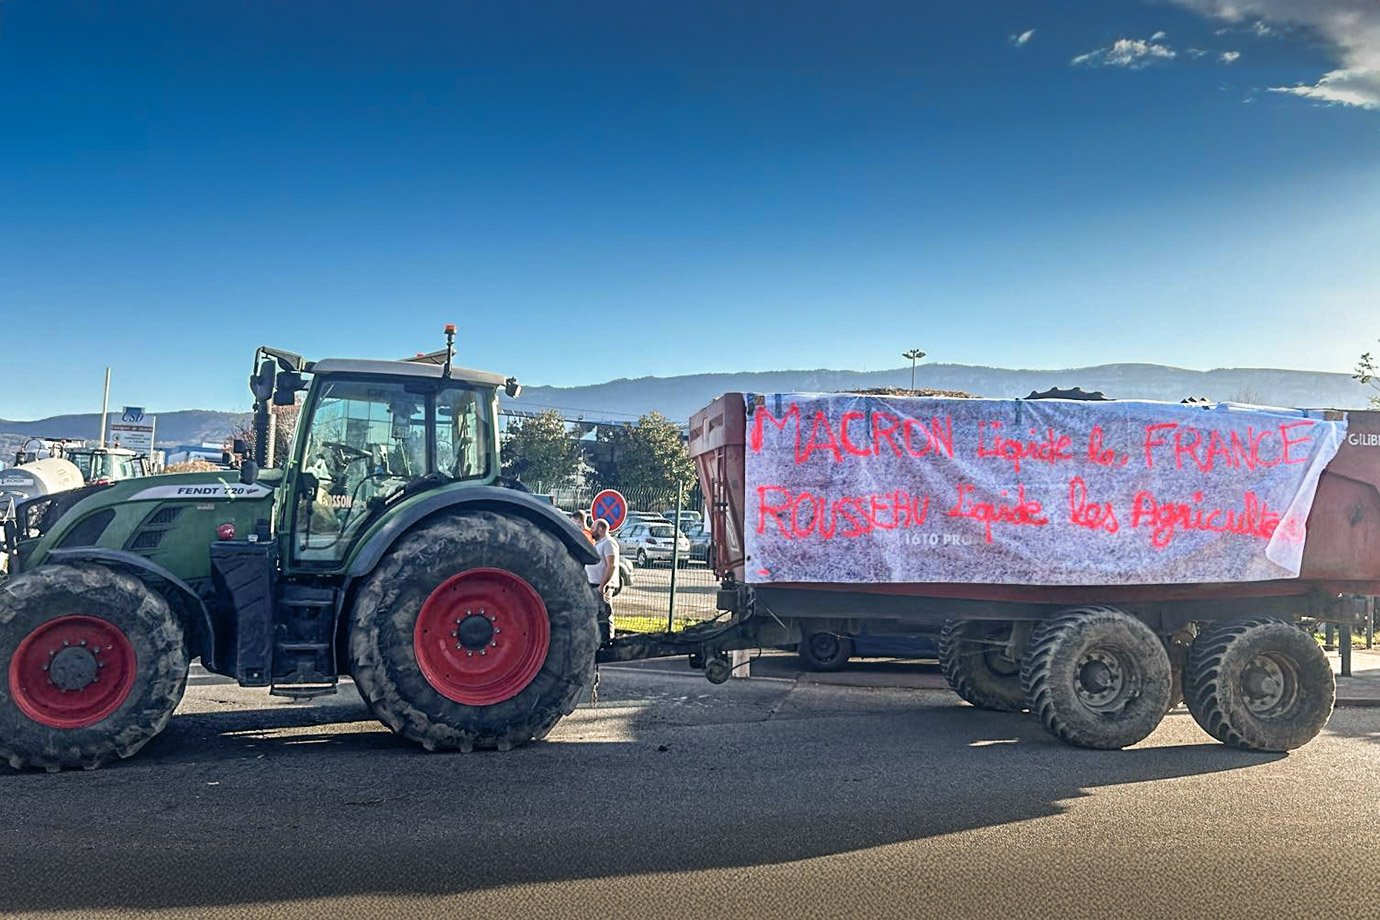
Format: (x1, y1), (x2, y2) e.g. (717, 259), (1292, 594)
(1270, 68), (1380, 109)
(1151, 31), (1167, 41)
(1187, 47), (1209, 58)
(1010, 29), (1036, 47)
(1221, 50), (1241, 63)
(1072, 36), (1177, 69)
(1171, 1), (1380, 109)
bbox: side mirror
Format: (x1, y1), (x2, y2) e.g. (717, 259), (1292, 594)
(239, 460), (259, 485)
(232, 438), (249, 455)
(273, 370), (305, 406)
(250, 360), (276, 402)
(504, 377), (522, 398)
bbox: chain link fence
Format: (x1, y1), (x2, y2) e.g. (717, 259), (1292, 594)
(532, 482), (721, 635)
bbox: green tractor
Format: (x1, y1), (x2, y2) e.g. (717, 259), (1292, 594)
(0, 329), (601, 770)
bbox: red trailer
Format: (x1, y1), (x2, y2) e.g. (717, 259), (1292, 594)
(610, 392), (1380, 754)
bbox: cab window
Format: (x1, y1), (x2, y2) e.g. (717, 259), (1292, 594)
(292, 377), (490, 564)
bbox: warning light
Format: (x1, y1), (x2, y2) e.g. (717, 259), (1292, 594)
(217, 523), (236, 541)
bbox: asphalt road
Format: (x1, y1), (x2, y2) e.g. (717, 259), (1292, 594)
(3, 663), (1379, 920)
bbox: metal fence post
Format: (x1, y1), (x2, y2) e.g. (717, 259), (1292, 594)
(667, 480), (683, 632)
(1367, 597), (1375, 650)
(1341, 625), (1352, 678)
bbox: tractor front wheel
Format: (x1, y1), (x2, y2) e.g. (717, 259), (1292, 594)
(1, 564), (188, 771)
(349, 511), (599, 753)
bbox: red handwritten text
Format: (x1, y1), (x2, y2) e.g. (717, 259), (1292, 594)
(1129, 489), (1281, 549)
(976, 421), (1073, 473)
(1141, 421), (1316, 472)
(756, 485), (932, 540)
(1068, 476), (1119, 533)
(750, 402), (954, 464)
(946, 482), (1049, 543)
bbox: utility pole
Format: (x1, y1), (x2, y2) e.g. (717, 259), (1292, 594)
(98, 367), (111, 448)
(902, 348), (926, 392)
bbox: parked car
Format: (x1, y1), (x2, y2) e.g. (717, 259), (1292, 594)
(664, 510), (702, 533)
(617, 521), (691, 567)
(624, 510), (668, 525)
(612, 557), (635, 596)
(796, 623), (940, 671)
(683, 523), (712, 563)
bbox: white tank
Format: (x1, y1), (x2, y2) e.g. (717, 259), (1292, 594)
(0, 458), (86, 504)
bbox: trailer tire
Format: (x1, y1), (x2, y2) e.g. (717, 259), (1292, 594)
(1184, 618), (1334, 752)
(798, 629), (853, 671)
(1, 564), (188, 772)
(349, 511), (599, 753)
(1022, 606), (1172, 750)
(938, 619), (1026, 711)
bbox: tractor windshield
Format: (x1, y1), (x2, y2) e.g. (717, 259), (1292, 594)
(292, 377), (490, 563)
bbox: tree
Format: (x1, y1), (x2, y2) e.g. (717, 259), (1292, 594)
(501, 410), (582, 488)
(231, 402), (299, 468)
(591, 411), (695, 494)
(1356, 347), (1380, 408)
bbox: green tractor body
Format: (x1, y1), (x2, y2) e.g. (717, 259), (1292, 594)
(0, 338), (601, 770)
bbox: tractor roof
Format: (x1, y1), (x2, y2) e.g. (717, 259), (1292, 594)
(310, 358), (508, 388)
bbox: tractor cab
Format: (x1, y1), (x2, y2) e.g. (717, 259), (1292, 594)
(247, 328), (522, 572)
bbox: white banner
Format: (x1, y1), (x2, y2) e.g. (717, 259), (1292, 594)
(743, 394), (1346, 586)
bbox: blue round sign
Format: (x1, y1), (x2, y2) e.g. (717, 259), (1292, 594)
(590, 489), (628, 531)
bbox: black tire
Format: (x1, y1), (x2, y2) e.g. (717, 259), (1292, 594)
(0, 564), (188, 772)
(349, 511), (599, 753)
(1184, 617), (1334, 752)
(1022, 606), (1172, 750)
(938, 619), (1026, 711)
(798, 630), (853, 671)
(636, 549), (648, 568)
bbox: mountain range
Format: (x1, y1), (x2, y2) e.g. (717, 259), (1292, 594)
(2, 363), (1373, 450)
(509, 362), (1375, 424)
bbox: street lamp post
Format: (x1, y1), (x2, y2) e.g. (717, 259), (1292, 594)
(902, 348), (926, 392)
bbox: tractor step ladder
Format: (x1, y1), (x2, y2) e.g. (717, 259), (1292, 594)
(270, 584), (339, 699)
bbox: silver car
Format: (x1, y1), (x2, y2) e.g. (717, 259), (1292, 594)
(617, 521), (692, 567)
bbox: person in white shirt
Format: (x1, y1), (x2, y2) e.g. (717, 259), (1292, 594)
(585, 518), (620, 642)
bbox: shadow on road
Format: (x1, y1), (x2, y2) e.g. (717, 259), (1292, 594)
(0, 676), (1286, 914)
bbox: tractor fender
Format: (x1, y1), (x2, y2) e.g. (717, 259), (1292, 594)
(345, 486), (599, 588)
(44, 547), (217, 665)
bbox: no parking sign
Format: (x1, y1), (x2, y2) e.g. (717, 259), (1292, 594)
(590, 489), (628, 531)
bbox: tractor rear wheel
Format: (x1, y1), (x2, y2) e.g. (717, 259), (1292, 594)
(349, 511), (599, 753)
(1, 564), (188, 771)
(1184, 618), (1334, 752)
(938, 619), (1026, 712)
(1022, 606), (1172, 750)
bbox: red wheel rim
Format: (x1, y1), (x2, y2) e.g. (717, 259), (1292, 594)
(413, 568), (551, 706)
(8, 615), (138, 729)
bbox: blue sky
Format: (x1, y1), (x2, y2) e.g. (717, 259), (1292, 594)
(1, 0), (1377, 417)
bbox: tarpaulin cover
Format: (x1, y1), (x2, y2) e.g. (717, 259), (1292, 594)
(743, 394), (1346, 586)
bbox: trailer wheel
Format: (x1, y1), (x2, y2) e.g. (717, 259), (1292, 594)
(938, 619), (1026, 712)
(1022, 606), (1172, 750)
(1183, 618), (1334, 752)
(349, 511), (599, 753)
(1, 564), (188, 771)
(798, 629), (853, 671)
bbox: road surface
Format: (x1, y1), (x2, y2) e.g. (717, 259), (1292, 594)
(2, 663), (1377, 919)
